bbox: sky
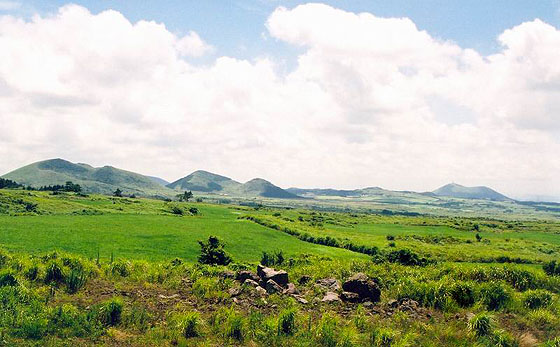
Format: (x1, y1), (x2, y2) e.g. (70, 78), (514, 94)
(0, 1), (559, 200)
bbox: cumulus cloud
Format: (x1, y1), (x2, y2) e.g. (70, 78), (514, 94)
(0, 3), (558, 199)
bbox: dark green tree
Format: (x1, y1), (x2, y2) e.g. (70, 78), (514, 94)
(177, 191), (194, 202)
(113, 188), (123, 197)
(197, 236), (232, 265)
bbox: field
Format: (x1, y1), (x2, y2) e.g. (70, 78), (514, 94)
(0, 189), (559, 346)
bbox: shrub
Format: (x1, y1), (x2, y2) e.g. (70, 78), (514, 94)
(0, 272), (18, 287)
(492, 329), (517, 347)
(261, 250), (285, 266)
(370, 327), (396, 346)
(25, 264), (40, 281)
(66, 268), (87, 294)
(468, 312), (492, 337)
(98, 298), (123, 326)
(543, 260), (560, 276)
(44, 261), (65, 284)
(386, 249), (428, 266)
(277, 308), (296, 336)
(450, 282), (476, 307)
(111, 261), (131, 277)
(225, 310), (244, 341)
(176, 312), (201, 338)
(523, 289), (553, 309)
(527, 309), (558, 331)
(316, 314), (338, 347)
(386, 235), (395, 241)
(480, 283), (512, 310)
(198, 236), (232, 266)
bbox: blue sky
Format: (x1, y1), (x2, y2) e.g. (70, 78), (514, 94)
(6, 0), (560, 60)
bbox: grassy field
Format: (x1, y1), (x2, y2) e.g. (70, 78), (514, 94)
(0, 189), (559, 346)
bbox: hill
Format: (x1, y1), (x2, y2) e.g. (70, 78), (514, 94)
(238, 178), (300, 199)
(167, 170), (241, 192)
(432, 183), (511, 201)
(2, 158), (173, 197)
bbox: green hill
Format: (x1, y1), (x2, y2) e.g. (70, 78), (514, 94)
(2, 158), (173, 197)
(167, 170), (241, 192)
(238, 178), (300, 199)
(432, 183), (511, 201)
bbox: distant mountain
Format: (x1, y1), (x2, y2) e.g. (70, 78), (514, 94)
(239, 178), (299, 199)
(167, 170), (241, 192)
(432, 183), (511, 201)
(168, 171), (299, 199)
(147, 176), (169, 186)
(2, 159), (173, 196)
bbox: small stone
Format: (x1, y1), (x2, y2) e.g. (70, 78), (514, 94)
(228, 287), (242, 297)
(255, 286), (268, 296)
(321, 291), (341, 303)
(362, 301), (373, 308)
(283, 283), (299, 295)
(237, 271), (260, 283)
(387, 299), (398, 308)
(243, 279), (259, 287)
(265, 279), (284, 294)
(298, 275), (312, 285)
(315, 278), (341, 291)
(465, 312), (475, 321)
(221, 270), (235, 279)
(292, 295), (308, 304)
(341, 291), (361, 303)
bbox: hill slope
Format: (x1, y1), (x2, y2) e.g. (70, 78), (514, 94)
(167, 170), (241, 192)
(432, 183), (511, 201)
(2, 159), (173, 196)
(238, 178), (300, 199)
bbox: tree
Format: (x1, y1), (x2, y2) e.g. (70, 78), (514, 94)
(476, 233), (482, 242)
(113, 188), (123, 197)
(197, 236), (232, 265)
(177, 191), (194, 202)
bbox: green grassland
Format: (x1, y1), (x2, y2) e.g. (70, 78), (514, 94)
(0, 188), (559, 346)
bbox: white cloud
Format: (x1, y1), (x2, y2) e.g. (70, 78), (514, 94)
(0, 1), (20, 11)
(0, 4), (558, 199)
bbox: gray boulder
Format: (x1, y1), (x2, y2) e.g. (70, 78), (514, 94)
(341, 291), (361, 303)
(321, 291), (341, 303)
(237, 270), (260, 283)
(265, 279), (284, 294)
(257, 265), (289, 287)
(342, 273), (381, 303)
(315, 278), (341, 292)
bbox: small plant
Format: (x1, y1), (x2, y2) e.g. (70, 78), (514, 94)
(316, 314), (338, 347)
(492, 329), (517, 347)
(176, 312), (201, 338)
(198, 236), (232, 266)
(371, 327), (396, 346)
(260, 250), (285, 266)
(44, 261), (65, 284)
(543, 260), (560, 276)
(225, 310), (244, 341)
(111, 261), (131, 277)
(65, 268), (87, 294)
(468, 312), (492, 337)
(0, 272), (18, 287)
(480, 283), (511, 310)
(450, 281), (476, 307)
(386, 235), (395, 241)
(277, 308), (296, 336)
(476, 233), (482, 242)
(98, 298), (123, 326)
(523, 289), (553, 309)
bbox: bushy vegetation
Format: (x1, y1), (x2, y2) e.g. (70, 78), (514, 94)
(198, 236), (232, 265)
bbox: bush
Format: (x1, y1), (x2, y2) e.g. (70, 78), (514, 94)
(198, 236), (232, 266)
(44, 261), (65, 284)
(66, 268), (87, 294)
(261, 250), (285, 266)
(111, 261), (131, 277)
(316, 314), (338, 347)
(176, 312), (201, 338)
(98, 298), (123, 326)
(386, 235), (395, 241)
(225, 310), (244, 341)
(0, 272), (18, 287)
(480, 283), (512, 310)
(386, 249), (428, 266)
(523, 289), (553, 309)
(370, 327), (396, 346)
(492, 329), (517, 347)
(543, 260), (560, 276)
(468, 312), (492, 337)
(277, 308), (296, 336)
(450, 282), (476, 308)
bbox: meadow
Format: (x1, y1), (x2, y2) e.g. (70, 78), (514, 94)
(0, 189), (559, 346)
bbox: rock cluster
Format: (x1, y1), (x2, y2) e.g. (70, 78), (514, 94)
(235, 265), (306, 302)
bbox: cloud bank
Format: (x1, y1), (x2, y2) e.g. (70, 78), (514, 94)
(0, 3), (558, 199)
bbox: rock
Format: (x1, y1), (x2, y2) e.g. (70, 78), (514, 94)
(315, 278), (341, 291)
(342, 273), (381, 303)
(283, 283), (299, 295)
(362, 301), (373, 308)
(321, 291), (341, 303)
(257, 265), (289, 287)
(292, 295), (308, 304)
(341, 291), (361, 303)
(243, 279), (260, 287)
(387, 299), (398, 308)
(221, 270), (235, 279)
(255, 286), (268, 296)
(237, 270), (260, 283)
(298, 275), (312, 285)
(465, 312), (475, 321)
(228, 287), (242, 297)
(519, 333), (538, 347)
(265, 279), (284, 294)
(158, 294), (179, 299)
